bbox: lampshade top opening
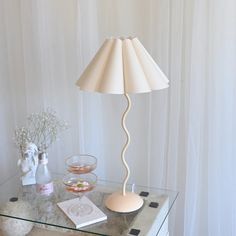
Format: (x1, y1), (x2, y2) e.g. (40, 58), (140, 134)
(108, 36), (136, 40)
(76, 37), (169, 94)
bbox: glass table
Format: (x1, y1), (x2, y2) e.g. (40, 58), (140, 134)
(0, 174), (178, 236)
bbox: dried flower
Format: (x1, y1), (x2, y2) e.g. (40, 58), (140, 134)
(14, 127), (32, 156)
(14, 108), (69, 154)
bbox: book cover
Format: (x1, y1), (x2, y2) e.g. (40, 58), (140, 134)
(57, 196), (107, 229)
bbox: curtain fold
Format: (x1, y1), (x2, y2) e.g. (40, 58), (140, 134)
(0, 0), (235, 235)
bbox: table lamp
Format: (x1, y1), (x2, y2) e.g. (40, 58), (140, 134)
(76, 37), (169, 213)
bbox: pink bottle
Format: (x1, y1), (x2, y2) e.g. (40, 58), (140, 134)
(35, 152), (53, 196)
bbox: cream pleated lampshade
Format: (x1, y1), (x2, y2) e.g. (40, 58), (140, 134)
(76, 37), (169, 94)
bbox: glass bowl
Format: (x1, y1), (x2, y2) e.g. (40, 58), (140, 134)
(66, 154), (97, 174)
(63, 172), (97, 196)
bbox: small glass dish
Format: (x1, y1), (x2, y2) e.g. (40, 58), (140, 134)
(63, 172), (97, 196)
(66, 154), (97, 174)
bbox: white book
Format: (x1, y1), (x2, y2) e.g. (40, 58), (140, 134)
(57, 196), (107, 229)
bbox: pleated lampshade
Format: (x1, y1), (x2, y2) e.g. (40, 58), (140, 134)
(76, 37), (169, 94)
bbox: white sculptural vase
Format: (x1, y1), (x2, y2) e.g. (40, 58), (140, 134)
(17, 142), (38, 186)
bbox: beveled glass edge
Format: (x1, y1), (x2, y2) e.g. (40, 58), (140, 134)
(156, 191), (179, 235)
(0, 214), (105, 236)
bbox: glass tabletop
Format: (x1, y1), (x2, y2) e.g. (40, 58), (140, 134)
(0, 174), (178, 236)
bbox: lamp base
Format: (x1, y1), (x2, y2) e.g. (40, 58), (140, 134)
(105, 191), (144, 213)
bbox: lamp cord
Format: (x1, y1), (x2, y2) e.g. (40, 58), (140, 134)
(121, 93), (131, 196)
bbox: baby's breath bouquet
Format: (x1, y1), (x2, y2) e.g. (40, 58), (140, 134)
(14, 108), (69, 154)
(14, 127), (32, 156)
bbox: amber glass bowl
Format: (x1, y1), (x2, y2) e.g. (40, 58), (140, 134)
(63, 172), (97, 195)
(65, 154), (97, 174)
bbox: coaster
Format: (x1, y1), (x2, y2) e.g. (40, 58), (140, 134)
(139, 191), (149, 197)
(149, 202), (159, 208)
(129, 228), (141, 235)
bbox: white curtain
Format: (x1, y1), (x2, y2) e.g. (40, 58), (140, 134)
(0, 0), (235, 235)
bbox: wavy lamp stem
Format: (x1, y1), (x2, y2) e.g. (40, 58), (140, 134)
(121, 93), (131, 196)
(104, 93), (144, 213)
